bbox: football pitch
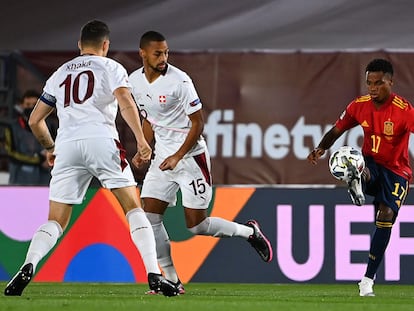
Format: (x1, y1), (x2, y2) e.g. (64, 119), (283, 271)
(0, 282), (413, 311)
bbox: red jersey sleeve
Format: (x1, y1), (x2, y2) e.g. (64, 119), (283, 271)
(334, 101), (359, 132)
(406, 108), (414, 132)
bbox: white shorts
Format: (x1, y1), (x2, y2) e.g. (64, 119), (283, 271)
(49, 138), (136, 204)
(141, 151), (212, 209)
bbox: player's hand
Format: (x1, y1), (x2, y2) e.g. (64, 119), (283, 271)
(41, 159), (50, 169)
(132, 152), (145, 168)
(138, 141), (152, 162)
(40, 149), (51, 168)
(46, 152), (56, 166)
(159, 154), (181, 171)
(307, 147), (325, 165)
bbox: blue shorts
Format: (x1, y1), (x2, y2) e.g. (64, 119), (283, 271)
(364, 157), (409, 216)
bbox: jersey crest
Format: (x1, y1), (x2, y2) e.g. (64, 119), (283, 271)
(384, 120), (394, 137)
(159, 95), (166, 103)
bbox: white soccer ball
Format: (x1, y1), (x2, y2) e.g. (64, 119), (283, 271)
(329, 146), (365, 181)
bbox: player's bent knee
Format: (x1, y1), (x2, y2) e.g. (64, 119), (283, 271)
(375, 220), (393, 229)
(376, 206), (395, 223)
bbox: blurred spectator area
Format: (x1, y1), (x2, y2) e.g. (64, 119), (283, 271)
(0, 51), (46, 178)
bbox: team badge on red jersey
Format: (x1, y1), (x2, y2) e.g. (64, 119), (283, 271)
(384, 121), (394, 137)
(159, 95), (166, 103)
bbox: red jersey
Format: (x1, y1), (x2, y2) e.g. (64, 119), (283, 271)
(335, 93), (414, 180)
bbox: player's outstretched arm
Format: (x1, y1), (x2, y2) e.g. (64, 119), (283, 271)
(307, 148), (325, 165)
(307, 126), (343, 165)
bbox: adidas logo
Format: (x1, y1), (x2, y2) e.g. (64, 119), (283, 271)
(361, 120), (369, 127)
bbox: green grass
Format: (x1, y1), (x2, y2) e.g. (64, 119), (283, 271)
(1, 282), (413, 311)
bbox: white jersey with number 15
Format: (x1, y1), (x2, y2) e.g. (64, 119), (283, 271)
(129, 63), (206, 157)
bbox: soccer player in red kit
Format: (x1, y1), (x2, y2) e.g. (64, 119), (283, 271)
(307, 58), (414, 296)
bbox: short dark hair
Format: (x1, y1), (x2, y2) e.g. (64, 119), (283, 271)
(80, 20), (110, 46)
(365, 59), (394, 76)
(140, 31), (166, 48)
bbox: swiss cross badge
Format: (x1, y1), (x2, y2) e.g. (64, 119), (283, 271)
(159, 95), (166, 103)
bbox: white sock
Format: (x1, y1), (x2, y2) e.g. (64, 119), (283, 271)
(126, 208), (160, 275)
(146, 212), (179, 283)
(189, 217), (254, 238)
(23, 220), (62, 272)
(158, 256), (178, 283)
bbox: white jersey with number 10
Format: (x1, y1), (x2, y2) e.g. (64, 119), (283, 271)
(42, 55), (131, 144)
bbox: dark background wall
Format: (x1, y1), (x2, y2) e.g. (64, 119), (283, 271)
(2, 1), (414, 51)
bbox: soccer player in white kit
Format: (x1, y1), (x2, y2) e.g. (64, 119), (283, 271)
(4, 21), (178, 297)
(129, 31), (273, 294)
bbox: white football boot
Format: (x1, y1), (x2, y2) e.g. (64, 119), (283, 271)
(343, 157), (365, 206)
(358, 276), (375, 297)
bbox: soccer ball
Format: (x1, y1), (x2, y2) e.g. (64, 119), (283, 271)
(328, 146), (365, 181)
